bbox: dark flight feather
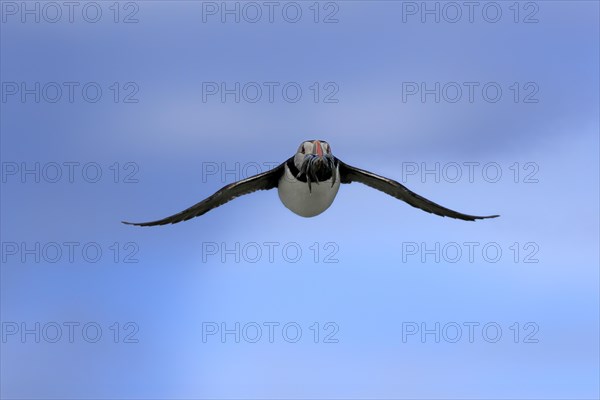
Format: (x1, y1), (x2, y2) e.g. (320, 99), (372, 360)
(122, 162), (286, 226)
(337, 159), (499, 221)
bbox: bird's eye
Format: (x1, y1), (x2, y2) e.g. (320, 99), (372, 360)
(326, 144), (330, 153)
(301, 147), (305, 154)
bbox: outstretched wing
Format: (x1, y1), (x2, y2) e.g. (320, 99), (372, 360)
(337, 159), (499, 221)
(123, 161), (286, 226)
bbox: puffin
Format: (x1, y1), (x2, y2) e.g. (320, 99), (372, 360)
(123, 140), (498, 226)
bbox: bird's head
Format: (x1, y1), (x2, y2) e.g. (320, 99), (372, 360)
(294, 140), (335, 183)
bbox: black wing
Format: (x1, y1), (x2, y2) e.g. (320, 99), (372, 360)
(337, 159), (499, 221)
(123, 161), (286, 226)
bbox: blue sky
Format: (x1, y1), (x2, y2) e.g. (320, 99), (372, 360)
(1, 1), (599, 399)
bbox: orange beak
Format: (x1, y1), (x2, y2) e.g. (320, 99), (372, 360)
(312, 140), (323, 157)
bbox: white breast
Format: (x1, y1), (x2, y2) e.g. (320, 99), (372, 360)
(277, 164), (340, 217)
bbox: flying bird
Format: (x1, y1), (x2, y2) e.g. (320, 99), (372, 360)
(123, 140), (499, 226)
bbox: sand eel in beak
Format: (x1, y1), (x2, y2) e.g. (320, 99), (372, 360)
(123, 140), (499, 225)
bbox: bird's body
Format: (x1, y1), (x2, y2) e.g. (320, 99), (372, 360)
(123, 140), (498, 226)
(278, 161), (340, 217)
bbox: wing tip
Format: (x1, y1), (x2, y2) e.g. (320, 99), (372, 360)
(473, 214), (500, 221)
(122, 220), (152, 227)
(122, 219), (176, 227)
(122, 220), (139, 226)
